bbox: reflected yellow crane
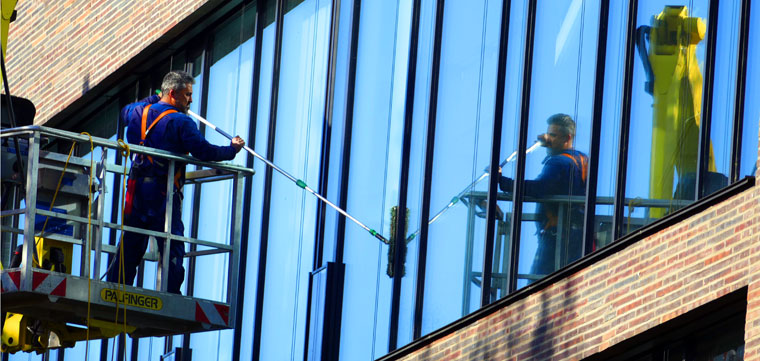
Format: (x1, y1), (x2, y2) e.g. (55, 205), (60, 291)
(637, 6), (716, 218)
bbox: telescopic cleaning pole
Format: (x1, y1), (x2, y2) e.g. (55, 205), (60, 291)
(404, 140), (544, 243)
(187, 110), (390, 245)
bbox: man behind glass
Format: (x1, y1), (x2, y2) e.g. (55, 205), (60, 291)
(107, 70), (245, 294)
(498, 113), (588, 279)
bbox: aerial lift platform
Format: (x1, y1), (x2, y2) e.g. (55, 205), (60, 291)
(0, 125), (253, 353)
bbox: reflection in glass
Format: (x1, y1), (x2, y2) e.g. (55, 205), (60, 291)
(706, 0), (742, 197)
(510, 0), (598, 288)
(493, 0), (527, 298)
(625, 1), (710, 234)
(741, 2), (760, 178)
(593, 0), (627, 252)
(421, 0), (502, 335)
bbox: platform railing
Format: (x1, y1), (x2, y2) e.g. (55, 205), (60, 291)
(1, 125), (253, 311)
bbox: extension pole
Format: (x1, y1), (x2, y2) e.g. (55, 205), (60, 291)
(187, 110), (390, 244)
(405, 141), (543, 242)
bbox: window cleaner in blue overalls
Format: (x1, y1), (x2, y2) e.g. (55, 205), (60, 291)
(107, 71), (245, 294)
(496, 114), (588, 279)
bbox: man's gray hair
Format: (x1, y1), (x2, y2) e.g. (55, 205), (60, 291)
(547, 113), (576, 137)
(161, 70), (195, 95)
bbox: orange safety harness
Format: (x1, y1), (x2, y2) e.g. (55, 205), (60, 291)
(138, 104), (183, 190)
(543, 152), (588, 230)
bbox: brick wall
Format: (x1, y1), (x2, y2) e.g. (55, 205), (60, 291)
(393, 177), (760, 359)
(4, 0), (209, 125)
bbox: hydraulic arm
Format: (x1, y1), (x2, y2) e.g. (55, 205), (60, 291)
(637, 6), (716, 218)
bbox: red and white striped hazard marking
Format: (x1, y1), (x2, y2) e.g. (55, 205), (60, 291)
(32, 271), (66, 297)
(195, 301), (229, 326)
(1, 271), (21, 292)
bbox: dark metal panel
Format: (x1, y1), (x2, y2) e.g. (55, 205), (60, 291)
(334, 0), (362, 265)
(304, 262), (346, 360)
(252, 0), (285, 358)
(388, 0), (423, 350)
(583, 0), (610, 255)
(612, 0), (638, 240)
(507, 0), (537, 294)
(696, 0), (720, 199)
(412, 0), (445, 340)
(730, 0), (752, 182)
(481, 0), (512, 306)
(233, 3), (264, 360)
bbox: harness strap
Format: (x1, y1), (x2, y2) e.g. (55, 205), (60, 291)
(139, 104), (178, 164)
(543, 153), (589, 230)
(560, 153), (588, 183)
(140, 105), (178, 143)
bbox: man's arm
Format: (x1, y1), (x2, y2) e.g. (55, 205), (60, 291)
(176, 117), (240, 162)
(498, 157), (568, 196)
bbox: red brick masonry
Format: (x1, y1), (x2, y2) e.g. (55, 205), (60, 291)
(5, 0), (208, 125)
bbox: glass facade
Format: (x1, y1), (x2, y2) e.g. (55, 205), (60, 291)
(13, 0), (759, 360)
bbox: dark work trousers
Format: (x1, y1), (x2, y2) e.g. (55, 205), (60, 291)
(530, 227), (583, 278)
(107, 177), (186, 294)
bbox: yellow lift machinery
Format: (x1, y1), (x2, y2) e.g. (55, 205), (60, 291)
(636, 5), (718, 219)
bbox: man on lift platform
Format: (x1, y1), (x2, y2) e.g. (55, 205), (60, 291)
(107, 70), (245, 294)
(497, 114), (588, 279)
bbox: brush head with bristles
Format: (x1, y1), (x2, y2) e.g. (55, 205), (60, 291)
(387, 206), (409, 278)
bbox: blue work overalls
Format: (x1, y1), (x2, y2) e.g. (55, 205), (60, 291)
(499, 149), (588, 277)
(107, 95), (237, 294)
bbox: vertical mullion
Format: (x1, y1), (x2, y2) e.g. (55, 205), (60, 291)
(303, 0), (340, 356)
(612, 0), (638, 240)
(389, 0), (422, 351)
(583, 0), (610, 255)
(182, 35), (212, 356)
(252, 0), (285, 359)
(232, 3), (264, 361)
(334, 0), (362, 265)
(481, 0), (512, 306)
(730, 0), (752, 182)
(313, 0), (342, 272)
(507, 0), (537, 294)
(412, 0), (445, 340)
(696, 0), (720, 199)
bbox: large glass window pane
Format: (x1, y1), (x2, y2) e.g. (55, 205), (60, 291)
(421, 0), (502, 335)
(321, 0), (355, 266)
(592, 0), (627, 252)
(259, 0), (331, 359)
(624, 1), (710, 234)
(742, 1), (760, 178)
(492, 0), (528, 296)
(398, 0), (437, 347)
(338, 0), (412, 358)
(512, 0), (599, 286)
(239, 5), (276, 361)
(191, 5), (256, 361)
(705, 0), (742, 197)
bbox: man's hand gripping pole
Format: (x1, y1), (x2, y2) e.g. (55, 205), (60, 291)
(187, 110), (389, 245)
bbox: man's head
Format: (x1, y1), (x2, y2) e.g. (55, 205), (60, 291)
(541, 113), (575, 155)
(160, 71), (195, 113)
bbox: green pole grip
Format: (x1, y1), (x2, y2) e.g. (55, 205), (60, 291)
(296, 179), (307, 189)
